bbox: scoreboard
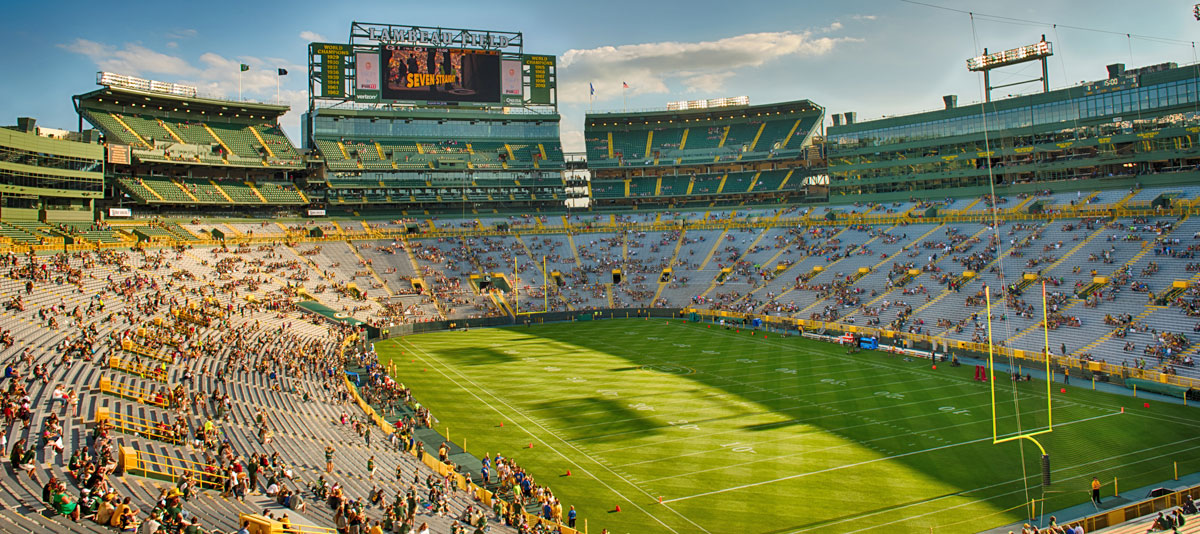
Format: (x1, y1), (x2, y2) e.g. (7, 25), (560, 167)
(309, 24), (555, 108)
(524, 55), (555, 105)
(311, 43), (352, 99)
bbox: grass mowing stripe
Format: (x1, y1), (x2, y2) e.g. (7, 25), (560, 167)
(634, 403), (1059, 482)
(396, 337), (714, 534)
(499, 356), (930, 413)
(578, 383), (1002, 446)
(619, 399), (1053, 470)
(536, 375), (980, 432)
(594, 395), (1017, 454)
(661, 411), (1121, 504)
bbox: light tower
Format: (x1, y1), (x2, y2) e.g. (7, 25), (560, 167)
(966, 36), (1053, 102)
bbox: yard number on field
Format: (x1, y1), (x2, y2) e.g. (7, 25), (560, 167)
(874, 391), (904, 400)
(938, 406), (971, 415)
(721, 442), (757, 454)
(667, 419), (700, 430)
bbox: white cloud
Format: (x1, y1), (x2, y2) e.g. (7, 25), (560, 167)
(299, 31), (327, 43)
(166, 29), (197, 40)
(826, 22), (844, 32)
(560, 128), (585, 153)
(851, 14), (877, 21)
(682, 72), (735, 93)
(60, 39), (199, 77)
(558, 30), (855, 104)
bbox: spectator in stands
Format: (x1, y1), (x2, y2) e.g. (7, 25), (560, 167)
(94, 494), (116, 525)
(1146, 511), (1173, 532)
(9, 438), (38, 481)
(1172, 508), (1187, 530)
(111, 496), (136, 530)
(138, 510), (162, 533)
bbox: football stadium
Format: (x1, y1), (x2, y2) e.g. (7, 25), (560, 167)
(1, 5), (1199, 534)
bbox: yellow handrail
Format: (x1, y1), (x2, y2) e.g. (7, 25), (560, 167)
(120, 339), (173, 363)
(238, 514), (337, 534)
(108, 356), (168, 382)
(121, 446), (226, 491)
(97, 377), (169, 408)
(99, 409), (184, 445)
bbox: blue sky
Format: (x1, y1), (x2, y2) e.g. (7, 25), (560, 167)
(1, 0), (1196, 151)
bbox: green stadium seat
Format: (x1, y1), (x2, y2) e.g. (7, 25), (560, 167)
(214, 180), (263, 204)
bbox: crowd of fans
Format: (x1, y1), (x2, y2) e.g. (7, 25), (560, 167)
(4, 193), (1200, 534)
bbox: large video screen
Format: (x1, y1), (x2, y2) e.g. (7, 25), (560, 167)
(381, 45), (501, 103)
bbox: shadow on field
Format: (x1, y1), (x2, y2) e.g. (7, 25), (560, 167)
(531, 397), (660, 442)
(432, 346), (518, 366)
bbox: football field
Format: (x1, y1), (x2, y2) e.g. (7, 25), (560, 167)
(377, 318), (1200, 534)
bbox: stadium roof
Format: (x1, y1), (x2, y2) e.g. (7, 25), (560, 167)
(585, 99), (822, 126)
(74, 86), (292, 118)
(829, 61), (1195, 134)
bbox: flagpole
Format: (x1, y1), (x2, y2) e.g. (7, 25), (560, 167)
(276, 74), (280, 104)
(239, 70), (243, 101)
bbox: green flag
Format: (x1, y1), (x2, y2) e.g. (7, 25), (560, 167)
(239, 64), (249, 72)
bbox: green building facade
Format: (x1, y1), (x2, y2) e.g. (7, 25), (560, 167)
(826, 63), (1200, 201)
(0, 124), (103, 222)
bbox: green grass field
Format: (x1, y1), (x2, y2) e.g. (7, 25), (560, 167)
(377, 318), (1200, 534)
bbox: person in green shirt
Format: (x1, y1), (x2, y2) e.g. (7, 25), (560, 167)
(52, 491), (80, 521)
(325, 445), (335, 473)
(367, 456), (376, 480)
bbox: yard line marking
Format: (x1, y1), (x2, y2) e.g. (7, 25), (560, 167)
(636, 404), (1055, 479)
(567, 382), (986, 434)
(660, 411), (1121, 504)
(532, 332), (1089, 437)
(614, 397), (1043, 467)
(397, 339), (710, 534)
(509, 367), (955, 421)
